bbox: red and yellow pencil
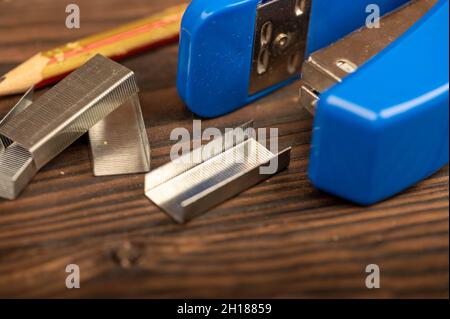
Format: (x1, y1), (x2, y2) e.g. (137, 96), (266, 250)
(0, 4), (187, 96)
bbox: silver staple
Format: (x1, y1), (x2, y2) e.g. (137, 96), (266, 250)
(0, 55), (150, 200)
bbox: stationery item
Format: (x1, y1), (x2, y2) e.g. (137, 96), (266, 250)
(177, 0), (448, 205)
(144, 122), (291, 223)
(300, 0), (438, 114)
(0, 88), (36, 200)
(0, 55), (150, 200)
(303, 0), (448, 205)
(176, 0), (410, 117)
(89, 93), (151, 177)
(0, 4), (187, 96)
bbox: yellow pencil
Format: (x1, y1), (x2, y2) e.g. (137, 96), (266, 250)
(0, 4), (187, 96)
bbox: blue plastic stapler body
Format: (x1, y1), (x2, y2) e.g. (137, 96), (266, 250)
(177, 0), (449, 205)
(309, 0), (449, 204)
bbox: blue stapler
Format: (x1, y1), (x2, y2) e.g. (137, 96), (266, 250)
(176, 0), (449, 205)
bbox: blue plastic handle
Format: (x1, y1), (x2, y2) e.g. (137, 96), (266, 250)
(309, 0), (449, 205)
(177, 0), (410, 117)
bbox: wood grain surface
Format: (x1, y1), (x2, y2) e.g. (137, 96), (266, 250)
(0, 0), (448, 299)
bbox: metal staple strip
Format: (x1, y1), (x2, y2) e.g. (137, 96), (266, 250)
(0, 87), (34, 151)
(0, 55), (139, 169)
(0, 88), (36, 200)
(88, 94), (151, 176)
(145, 121), (255, 191)
(145, 122), (291, 223)
(0, 55), (150, 200)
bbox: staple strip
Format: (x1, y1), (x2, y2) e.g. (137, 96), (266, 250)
(145, 122), (291, 223)
(0, 143), (36, 200)
(88, 94), (151, 176)
(146, 121), (255, 190)
(0, 55), (149, 200)
(0, 55), (139, 169)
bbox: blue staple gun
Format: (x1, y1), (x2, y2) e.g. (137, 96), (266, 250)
(177, 0), (449, 205)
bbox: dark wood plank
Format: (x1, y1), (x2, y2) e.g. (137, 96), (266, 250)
(0, 0), (448, 298)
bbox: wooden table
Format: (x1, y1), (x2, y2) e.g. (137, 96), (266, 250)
(0, 0), (448, 299)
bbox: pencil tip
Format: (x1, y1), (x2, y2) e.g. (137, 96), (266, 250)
(0, 76), (15, 96)
(0, 75), (24, 96)
(0, 54), (48, 97)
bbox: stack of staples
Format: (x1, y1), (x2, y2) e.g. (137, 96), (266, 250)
(0, 55), (150, 200)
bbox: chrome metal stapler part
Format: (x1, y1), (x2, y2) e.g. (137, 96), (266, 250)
(299, 0), (437, 114)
